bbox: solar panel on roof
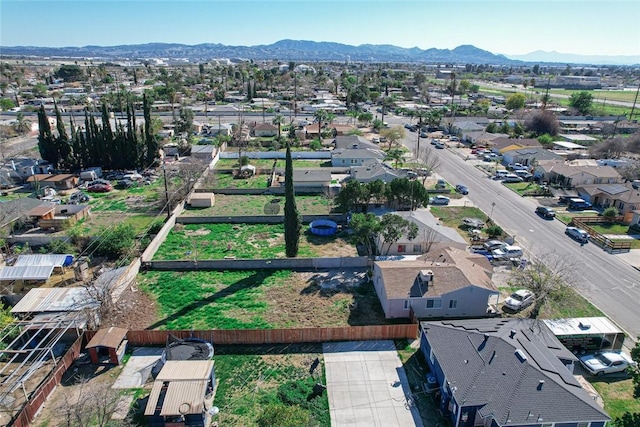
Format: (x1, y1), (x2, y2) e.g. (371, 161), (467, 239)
(597, 184), (629, 195)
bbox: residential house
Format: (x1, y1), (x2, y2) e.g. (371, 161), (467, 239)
(535, 160), (621, 188)
(420, 318), (610, 427)
(349, 159), (402, 184)
(372, 244), (498, 319)
(500, 147), (562, 167)
(451, 121), (484, 136)
(559, 133), (598, 145)
(375, 210), (466, 256)
(461, 131), (508, 146)
(274, 169), (331, 190)
(36, 174), (78, 191)
(329, 124), (356, 136)
(144, 360), (216, 427)
(38, 204), (91, 231)
(334, 135), (379, 151)
(491, 137), (541, 155)
(253, 122), (278, 137)
(576, 183), (640, 220)
(190, 145), (216, 161)
(204, 123), (232, 137)
(331, 148), (386, 167)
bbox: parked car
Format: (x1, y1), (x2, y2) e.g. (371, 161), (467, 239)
(568, 198), (592, 211)
(503, 174), (524, 183)
(483, 240), (505, 251)
(492, 245), (523, 259)
(420, 132), (428, 138)
(535, 206), (556, 219)
(430, 139), (439, 145)
(450, 136), (460, 142)
(116, 179), (138, 189)
(434, 141), (446, 149)
(435, 179), (447, 189)
(558, 195), (576, 204)
(565, 226), (589, 243)
(429, 196), (450, 205)
(503, 289), (534, 312)
(455, 184), (469, 195)
(68, 191), (90, 204)
(580, 351), (637, 376)
(87, 183), (112, 193)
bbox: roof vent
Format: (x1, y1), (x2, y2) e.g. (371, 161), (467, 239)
(419, 270), (434, 282)
(578, 322), (591, 330)
(537, 380), (545, 391)
(510, 330), (517, 339)
(514, 349), (528, 362)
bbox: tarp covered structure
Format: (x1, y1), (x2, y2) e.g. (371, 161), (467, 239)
(0, 265), (55, 281)
(13, 254), (74, 268)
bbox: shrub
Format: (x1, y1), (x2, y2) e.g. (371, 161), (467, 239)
(602, 206), (619, 220)
(309, 139), (322, 151)
(239, 155), (250, 166)
(486, 225), (504, 238)
(88, 223), (136, 260)
(257, 404), (310, 427)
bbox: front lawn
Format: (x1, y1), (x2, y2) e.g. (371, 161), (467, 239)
(556, 211), (599, 225)
(430, 206), (488, 238)
(503, 182), (545, 196)
(206, 172), (270, 189)
(180, 194), (332, 216)
(591, 378), (640, 420)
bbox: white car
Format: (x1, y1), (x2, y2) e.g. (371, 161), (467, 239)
(503, 289), (534, 311)
(580, 351), (637, 376)
(565, 226), (589, 243)
(429, 196), (450, 205)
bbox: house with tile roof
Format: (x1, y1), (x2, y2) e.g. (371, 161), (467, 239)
(420, 318), (610, 427)
(372, 243), (498, 319)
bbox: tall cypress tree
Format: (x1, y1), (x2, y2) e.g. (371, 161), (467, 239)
(37, 105), (56, 165)
(284, 141), (301, 257)
(54, 103), (71, 169)
(143, 93), (158, 167)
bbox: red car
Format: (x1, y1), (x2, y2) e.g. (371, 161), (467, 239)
(87, 183), (112, 192)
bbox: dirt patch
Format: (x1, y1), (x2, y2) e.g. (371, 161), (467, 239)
(184, 227), (211, 236)
(102, 283), (159, 330)
(263, 270), (389, 327)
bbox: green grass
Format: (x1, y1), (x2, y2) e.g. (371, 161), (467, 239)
(215, 159), (275, 169)
(430, 206), (487, 230)
(208, 173), (270, 189)
(539, 286), (604, 318)
(138, 270), (290, 330)
(213, 349), (329, 426)
(556, 211), (599, 225)
(548, 88), (639, 104)
(181, 194), (332, 216)
(153, 223), (320, 260)
(592, 378), (640, 420)
(589, 223), (633, 235)
(503, 182), (545, 196)
(87, 180), (164, 212)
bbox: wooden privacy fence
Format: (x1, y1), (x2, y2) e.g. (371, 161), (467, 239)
(10, 335), (84, 427)
(86, 324), (419, 347)
(572, 217), (632, 253)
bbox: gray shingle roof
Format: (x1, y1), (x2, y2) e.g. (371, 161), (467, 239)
(421, 319), (609, 425)
(334, 135), (379, 150)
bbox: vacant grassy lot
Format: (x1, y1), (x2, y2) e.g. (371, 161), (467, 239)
(87, 181), (164, 213)
(591, 378), (640, 420)
(549, 88), (639, 104)
(180, 194), (332, 216)
(503, 182), (545, 196)
(430, 206), (489, 241)
(215, 159), (329, 169)
(138, 269), (388, 330)
(205, 172), (270, 189)
(154, 223), (357, 260)
(65, 213), (161, 236)
(214, 345), (329, 426)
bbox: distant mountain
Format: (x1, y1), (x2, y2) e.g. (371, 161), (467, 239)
(506, 50), (640, 65)
(0, 40), (518, 64)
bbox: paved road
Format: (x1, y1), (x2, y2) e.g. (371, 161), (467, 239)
(385, 114), (640, 339)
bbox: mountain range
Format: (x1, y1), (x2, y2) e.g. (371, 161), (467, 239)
(1, 40), (637, 65)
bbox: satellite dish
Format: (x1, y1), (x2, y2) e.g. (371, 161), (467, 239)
(208, 406), (220, 416)
(178, 403), (191, 414)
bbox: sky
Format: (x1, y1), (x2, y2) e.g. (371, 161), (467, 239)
(1, 0), (639, 57)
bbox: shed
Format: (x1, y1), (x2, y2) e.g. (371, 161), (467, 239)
(188, 193), (215, 208)
(543, 317), (625, 353)
(145, 360), (216, 427)
(86, 326), (128, 365)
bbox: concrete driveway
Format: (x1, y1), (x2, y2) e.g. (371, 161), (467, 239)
(323, 341), (423, 427)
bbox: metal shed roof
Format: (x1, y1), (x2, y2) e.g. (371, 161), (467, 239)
(156, 360), (214, 381)
(0, 265), (54, 281)
(10, 287), (98, 313)
(14, 254), (72, 268)
(144, 380), (208, 416)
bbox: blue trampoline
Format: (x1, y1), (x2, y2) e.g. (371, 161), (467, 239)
(309, 219), (338, 236)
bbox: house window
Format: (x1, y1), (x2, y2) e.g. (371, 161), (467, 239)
(541, 424), (553, 427)
(403, 300), (409, 310)
(426, 299), (442, 309)
(398, 245), (406, 253)
(449, 300), (457, 309)
(618, 202), (624, 211)
(413, 244), (422, 252)
(577, 423), (588, 427)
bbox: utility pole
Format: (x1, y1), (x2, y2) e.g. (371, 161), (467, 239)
(162, 163), (170, 220)
(294, 72), (297, 119)
(629, 80), (640, 121)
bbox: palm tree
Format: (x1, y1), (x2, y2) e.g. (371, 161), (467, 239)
(346, 109), (359, 125)
(272, 114), (284, 139)
(385, 148), (405, 170)
(13, 112), (32, 134)
(314, 109), (328, 138)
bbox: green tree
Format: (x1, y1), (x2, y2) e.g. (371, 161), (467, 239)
(284, 141), (301, 257)
(272, 114), (285, 139)
(379, 125), (405, 150)
(32, 82), (48, 97)
(336, 180), (370, 213)
(175, 107), (194, 135)
(629, 338), (640, 398)
(37, 105), (56, 164)
(378, 213), (418, 255)
(0, 98), (15, 111)
(54, 64), (83, 82)
(525, 111), (560, 136)
(602, 206), (619, 220)
(89, 223), (136, 261)
(357, 112), (373, 126)
(348, 212), (380, 258)
(569, 91), (594, 115)
(506, 93), (526, 110)
(143, 93), (159, 166)
(385, 148), (405, 169)
(313, 109), (328, 137)
(537, 134), (554, 147)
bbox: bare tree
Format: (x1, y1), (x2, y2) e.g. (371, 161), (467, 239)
(414, 145), (441, 185)
(53, 377), (132, 427)
(508, 253), (579, 319)
(160, 159), (208, 211)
